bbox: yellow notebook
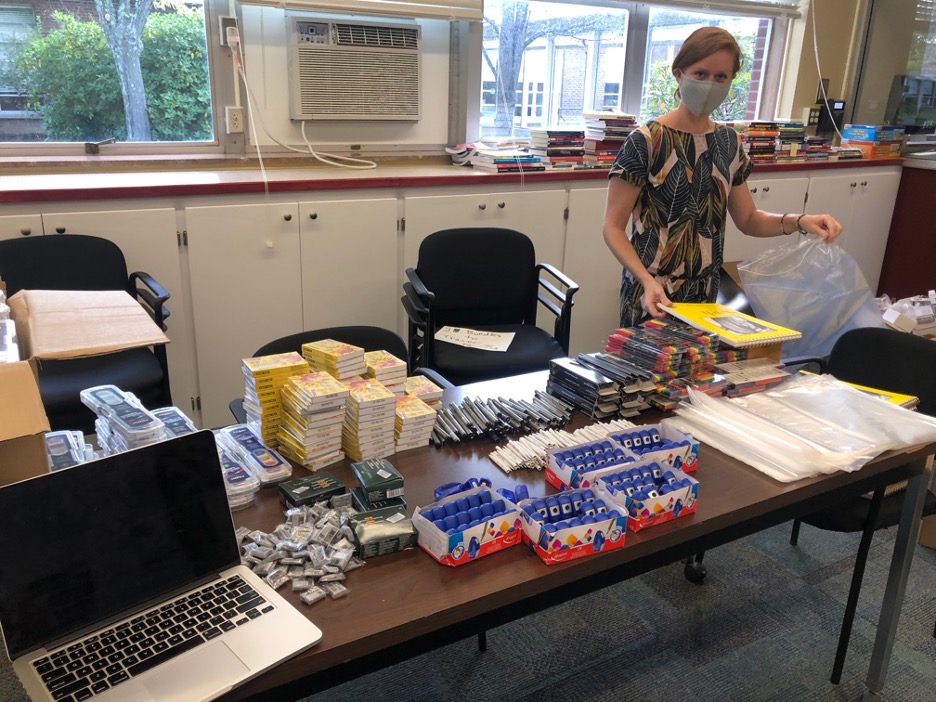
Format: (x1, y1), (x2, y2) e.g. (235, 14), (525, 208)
(662, 302), (802, 349)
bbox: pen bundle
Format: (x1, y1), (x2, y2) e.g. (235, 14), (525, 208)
(430, 390), (574, 445)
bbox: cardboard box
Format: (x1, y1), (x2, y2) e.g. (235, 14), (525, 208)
(278, 470), (346, 508)
(842, 124), (905, 142)
(349, 456), (404, 503)
(413, 486), (522, 566)
(517, 490), (627, 565)
(593, 463), (699, 532)
(350, 486), (406, 512)
(0, 361), (51, 487)
(840, 139), (902, 159)
(921, 514), (936, 550)
(8, 289), (169, 360)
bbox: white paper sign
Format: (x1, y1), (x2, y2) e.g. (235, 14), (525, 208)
(435, 326), (515, 352)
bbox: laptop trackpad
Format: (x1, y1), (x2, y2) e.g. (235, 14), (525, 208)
(141, 641), (248, 702)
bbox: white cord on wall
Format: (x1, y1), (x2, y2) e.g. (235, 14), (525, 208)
(810, 0), (846, 143)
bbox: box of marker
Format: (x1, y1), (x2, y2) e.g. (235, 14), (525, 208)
(608, 423), (699, 473)
(517, 489), (627, 565)
(592, 461), (698, 532)
(412, 486), (522, 567)
(545, 438), (639, 492)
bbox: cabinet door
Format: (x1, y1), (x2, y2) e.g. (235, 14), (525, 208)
(564, 187), (624, 355)
(402, 190), (568, 270)
(298, 198), (400, 334)
(186, 204), (302, 429)
(806, 170), (900, 292)
(41, 209), (197, 424)
(723, 176), (808, 263)
(0, 215), (43, 241)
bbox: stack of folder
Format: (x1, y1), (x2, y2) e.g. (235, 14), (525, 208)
(276, 370), (350, 470)
(393, 394), (437, 452)
(241, 352), (310, 448)
(302, 339), (367, 380)
(341, 377), (397, 461)
(364, 350), (408, 396)
(404, 375), (444, 408)
(547, 356), (621, 419)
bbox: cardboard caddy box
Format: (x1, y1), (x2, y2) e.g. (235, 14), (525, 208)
(592, 463), (699, 533)
(839, 138), (902, 159)
(0, 361), (51, 487)
(413, 486), (522, 567)
(545, 424), (698, 492)
(517, 491), (628, 565)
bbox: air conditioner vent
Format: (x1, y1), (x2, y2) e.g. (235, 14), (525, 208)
(333, 23), (419, 50)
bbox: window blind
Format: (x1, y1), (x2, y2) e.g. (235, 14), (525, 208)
(235, 0), (483, 20)
(632, 1), (801, 19)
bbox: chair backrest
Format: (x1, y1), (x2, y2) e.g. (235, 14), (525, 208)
(827, 327), (936, 416)
(254, 326), (408, 369)
(415, 228), (538, 326)
(0, 235), (131, 296)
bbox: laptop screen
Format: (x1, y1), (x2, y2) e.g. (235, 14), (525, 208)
(0, 430), (240, 659)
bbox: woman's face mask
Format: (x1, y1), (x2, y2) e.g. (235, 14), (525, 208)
(678, 75), (732, 116)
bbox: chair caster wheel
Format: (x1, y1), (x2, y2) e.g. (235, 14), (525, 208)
(684, 561), (707, 584)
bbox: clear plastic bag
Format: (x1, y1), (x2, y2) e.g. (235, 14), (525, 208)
(737, 236), (886, 358)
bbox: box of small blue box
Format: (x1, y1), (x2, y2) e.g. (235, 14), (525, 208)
(592, 462), (698, 532)
(517, 489), (627, 565)
(544, 438), (637, 491)
(609, 423), (698, 473)
(412, 486), (522, 566)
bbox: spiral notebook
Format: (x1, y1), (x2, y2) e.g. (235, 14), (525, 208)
(662, 302), (802, 349)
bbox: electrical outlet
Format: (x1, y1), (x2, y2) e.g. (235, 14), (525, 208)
(225, 106), (244, 134)
(219, 16), (237, 47)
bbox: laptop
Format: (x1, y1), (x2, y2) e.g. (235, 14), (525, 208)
(0, 430), (323, 702)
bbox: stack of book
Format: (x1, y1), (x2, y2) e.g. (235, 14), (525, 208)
(277, 370), (350, 471)
(661, 302), (802, 354)
(470, 148), (544, 173)
(581, 109), (636, 168)
(803, 135), (832, 161)
(364, 350), (408, 396)
(546, 356), (621, 419)
(736, 121), (779, 164)
(393, 394), (438, 452)
(342, 377), (397, 461)
(715, 358), (790, 397)
(241, 352), (310, 448)
(527, 128), (585, 169)
(404, 375), (444, 408)
(775, 122), (806, 163)
(302, 339), (366, 380)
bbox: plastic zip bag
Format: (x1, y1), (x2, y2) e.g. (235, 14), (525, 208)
(737, 236), (886, 358)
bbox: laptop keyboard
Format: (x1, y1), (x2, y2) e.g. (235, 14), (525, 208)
(32, 574), (273, 701)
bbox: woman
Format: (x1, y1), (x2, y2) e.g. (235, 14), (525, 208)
(603, 26), (842, 327)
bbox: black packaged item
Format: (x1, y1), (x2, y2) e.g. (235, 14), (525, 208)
(279, 470), (346, 508)
(349, 505), (417, 558)
(349, 457), (404, 503)
(350, 486), (406, 512)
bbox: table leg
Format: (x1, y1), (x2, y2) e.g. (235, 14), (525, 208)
(861, 454), (934, 701)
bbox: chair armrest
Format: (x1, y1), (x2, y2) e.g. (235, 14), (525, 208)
(129, 271), (170, 331)
(780, 355), (829, 374)
(229, 398), (247, 425)
(412, 367), (455, 389)
(405, 267), (434, 303)
(536, 263), (579, 353)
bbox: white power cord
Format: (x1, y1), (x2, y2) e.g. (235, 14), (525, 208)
(810, 0), (845, 143)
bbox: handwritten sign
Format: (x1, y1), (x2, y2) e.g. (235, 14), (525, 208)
(435, 327), (515, 352)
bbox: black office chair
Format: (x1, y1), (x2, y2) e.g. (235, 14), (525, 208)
(786, 327), (936, 683)
(229, 325), (452, 424)
(401, 228), (579, 387)
(0, 234), (171, 433)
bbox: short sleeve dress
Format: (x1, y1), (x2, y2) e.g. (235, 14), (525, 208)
(608, 120), (753, 327)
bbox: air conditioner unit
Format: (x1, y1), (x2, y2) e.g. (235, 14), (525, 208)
(287, 16), (421, 121)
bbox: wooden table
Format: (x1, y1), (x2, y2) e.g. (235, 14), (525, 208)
(220, 373), (935, 702)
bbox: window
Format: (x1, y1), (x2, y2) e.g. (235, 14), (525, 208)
(0, 0), (213, 145)
(478, 0), (779, 139)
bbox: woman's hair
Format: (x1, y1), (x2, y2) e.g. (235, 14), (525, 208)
(671, 26), (743, 78)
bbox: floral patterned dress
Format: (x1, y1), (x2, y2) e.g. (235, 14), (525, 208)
(608, 120), (753, 327)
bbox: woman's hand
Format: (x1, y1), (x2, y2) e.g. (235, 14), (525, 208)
(798, 213), (842, 243)
(641, 279), (672, 319)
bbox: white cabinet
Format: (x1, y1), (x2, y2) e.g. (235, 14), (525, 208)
(298, 198), (400, 333)
(804, 169), (901, 292)
(185, 203), (303, 429)
(724, 176), (809, 263)
(39, 209), (198, 422)
(0, 215), (42, 241)
(564, 187), (624, 355)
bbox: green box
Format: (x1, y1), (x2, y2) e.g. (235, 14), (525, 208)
(350, 486), (406, 512)
(349, 457), (404, 503)
(278, 470), (346, 508)
(348, 505), (417, 558)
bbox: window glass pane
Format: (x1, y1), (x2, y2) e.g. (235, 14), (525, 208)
(480, 0), (628, 138)
(0, 0), (213, 143)
(642, 8), (770, 122)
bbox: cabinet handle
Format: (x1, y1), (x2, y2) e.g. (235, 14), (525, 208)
(309, 212), (318, 220)
(497, 202), (506, 209)
(762, 186), (770, 192)
(750, 187), (758, 194)
(478, 203), (487, 210)
(55, 227), (66, 234)
(850, 182), (857, 188)
(860, 180), (868, 187)
(283, 214), (292, 221)
(19, 227), (31, 236)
